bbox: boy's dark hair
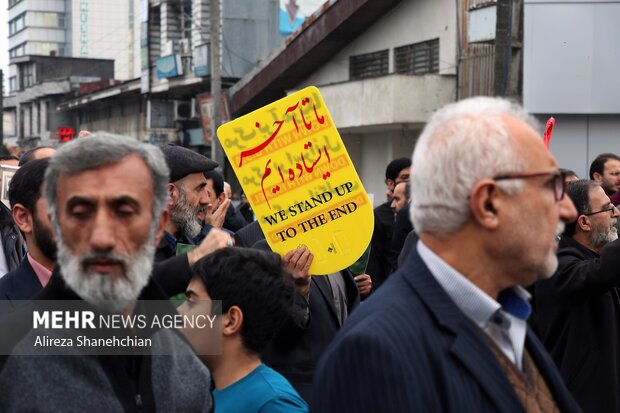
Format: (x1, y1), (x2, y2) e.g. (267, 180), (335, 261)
(9, 158), (50, 212)
(191, 247), (293, 354)
(564, 180), (600, 237)
(203, 170), (224, 197)
(0, 155), (19, 162)
(589, 153), (620, 179)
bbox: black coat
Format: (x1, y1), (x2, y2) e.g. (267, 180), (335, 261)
(0, 257), (41, 314)
(234, 220), (265, 248)
(153, 237), (192, 297)
(366, 202), (397, 289)
(262, 271), (359, 404)
(535, 235), (620, 413)
(391, 203), (413, 256)
(223, 204), (248, 232)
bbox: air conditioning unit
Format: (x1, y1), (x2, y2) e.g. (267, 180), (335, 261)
(174, 100), (193, 121)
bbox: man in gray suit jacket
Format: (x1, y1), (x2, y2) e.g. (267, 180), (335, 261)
(0, 133), (212, 412)
(313, 97), (581, 412)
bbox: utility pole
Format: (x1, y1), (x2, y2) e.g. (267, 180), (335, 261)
(493, 0), (523, 99)
(210, 0), (223, 167)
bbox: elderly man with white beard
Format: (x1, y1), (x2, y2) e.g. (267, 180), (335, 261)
(0, 134), (214, 412)
(151, 144), (233, 299)
(534, 179), (620, 413)
(155, 144), (232, 264)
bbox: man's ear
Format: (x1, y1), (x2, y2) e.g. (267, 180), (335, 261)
(153, 209), (169, 246)
(469, 179), (501, 230)
(577, 215), (591, 232)
(592, 172), (603, 182)
(222, 306), (243, 337)
(168, 183), (179, 209)
(217, 192), (226, 204)
(12, 204), (33, 234)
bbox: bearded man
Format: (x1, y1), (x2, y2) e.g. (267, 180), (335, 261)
(156, 144), (231, 264)
(535, 179), (620, 413)
(0, 133), (213, 411)
(0, 159), (56, 308)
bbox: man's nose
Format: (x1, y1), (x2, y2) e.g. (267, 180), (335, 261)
(612, 206), (620, 218)
(199, 194), (210, 206)
(90, 211), (116, 251)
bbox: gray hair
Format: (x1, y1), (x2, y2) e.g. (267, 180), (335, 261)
(44, 132), (170, 236)
(410, 96), (541, 234)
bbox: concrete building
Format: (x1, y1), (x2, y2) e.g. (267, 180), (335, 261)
(523, 0), (620, 177)
(4, 55), (114, 147)
(7, 0), (139, 88)
(57, 0), (282, 151)
(229, 0), (460, 203)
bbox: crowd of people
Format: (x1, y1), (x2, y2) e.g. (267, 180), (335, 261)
(0, 96), (618, 412)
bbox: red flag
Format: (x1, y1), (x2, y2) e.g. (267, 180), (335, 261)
(543, 117), (555, 150)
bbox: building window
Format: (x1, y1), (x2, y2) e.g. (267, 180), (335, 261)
(349, 49), (389, 80)
(31, 12), (65, 28)
(8, 0), (23, 9)
(31, 42), (65, 56)
(394, 39), (440, 75)
(9, 43), (26, 58)
(9, 13), (26, 36)
(9, 77), (16, 93)
(21, 63), (35, 89)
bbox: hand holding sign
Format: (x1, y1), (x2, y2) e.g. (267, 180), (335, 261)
(283, 247), (313, 296)
(354, 274), (372, 298)
(217, 86), (373, 274)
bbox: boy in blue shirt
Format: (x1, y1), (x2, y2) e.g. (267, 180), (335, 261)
(179, 248), (308, 413)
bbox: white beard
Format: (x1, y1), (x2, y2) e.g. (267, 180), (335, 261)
(170, 189), (204, 239)
(591, 220), (619, 250)
(57, 239), (155, 313)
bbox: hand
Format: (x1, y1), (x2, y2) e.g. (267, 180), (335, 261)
(354, 274), (372, 297)
(187, 227), (233, 266)
(283, 247), (313, 296)
(204, 198), (230, 228)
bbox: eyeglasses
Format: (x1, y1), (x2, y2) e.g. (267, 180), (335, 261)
(493, 170), (567, 201)
(583, 205), (618, 216)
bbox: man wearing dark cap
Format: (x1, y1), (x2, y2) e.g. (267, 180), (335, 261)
(156, 144), (232, 273)
(366, 157), (411, 289)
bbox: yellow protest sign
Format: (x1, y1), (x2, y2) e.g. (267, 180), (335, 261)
(217, 86), (373, 274)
